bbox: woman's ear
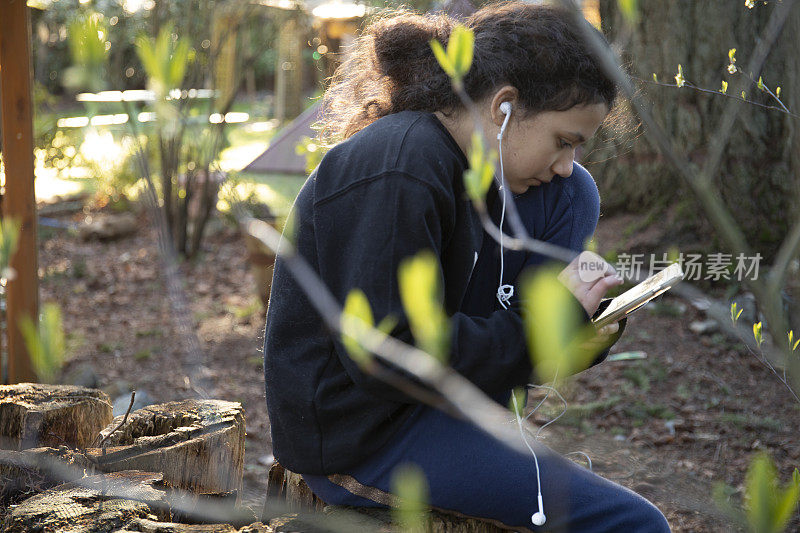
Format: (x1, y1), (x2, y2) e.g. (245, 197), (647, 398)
(489, 85), (519, 127)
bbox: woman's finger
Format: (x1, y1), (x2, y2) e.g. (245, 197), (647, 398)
(596, 322), (619, 336)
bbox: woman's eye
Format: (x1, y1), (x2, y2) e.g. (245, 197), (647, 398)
(560, 139), (573, 149)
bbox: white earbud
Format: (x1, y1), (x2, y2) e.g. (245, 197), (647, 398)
(532, 493), (546, 526)
(498, 102), (512, 140)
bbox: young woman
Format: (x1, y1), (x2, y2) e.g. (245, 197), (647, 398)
(263, 3), (671, 531)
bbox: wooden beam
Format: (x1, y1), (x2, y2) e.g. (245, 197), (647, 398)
(0, 0), (39, 383)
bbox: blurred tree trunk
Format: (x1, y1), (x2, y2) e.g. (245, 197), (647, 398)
(274, 11), (304, 124)
(588, 1), (800, 260)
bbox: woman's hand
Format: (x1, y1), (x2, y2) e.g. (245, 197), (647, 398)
(557, 251), (623, 317)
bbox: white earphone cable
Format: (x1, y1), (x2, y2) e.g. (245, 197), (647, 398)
(496, 107), (514, 309)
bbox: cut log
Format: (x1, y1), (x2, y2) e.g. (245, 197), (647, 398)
(117, 517), (271, 532)
(1, 469), (269, 533)
(0, 447), (95, 506)
(0, 383), (113, 450)
(266, 462), (510, 533)
(1, 471), (168, 533)
(90, 400), (245, 495)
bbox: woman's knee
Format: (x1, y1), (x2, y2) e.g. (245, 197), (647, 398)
(601, 487), (671, 532)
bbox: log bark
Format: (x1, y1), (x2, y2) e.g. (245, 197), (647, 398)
(267, 462), (510, 533)
(0, 384), (112, 450)
(90, 400), (245, 496)
(1, 469), (269, 532)
(118, 517), (270, 532)
(0, 447), (95, 506)
(1, 471), (168, 533)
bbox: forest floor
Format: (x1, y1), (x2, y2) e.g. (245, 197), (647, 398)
(38, 200), (800, 532)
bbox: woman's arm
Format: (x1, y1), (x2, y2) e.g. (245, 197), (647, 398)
(313, 172), (533, 404)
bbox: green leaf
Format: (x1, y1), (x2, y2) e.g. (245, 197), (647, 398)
(520, 267), (595, 382)
(377, 315), (398, 336)
(464, 133), (497, 203)
(721, 80), (729, 94)
(429, 39), (455, 79)
(773, 481), (800, 533)
(391, 463), (429, 533)
(729, 48), (737, 63)
(65, 12), (109, 92)
(617, 0), (640, 25)
(731, 302), (739, 324)
(135, 24), (190, 99)
(746, 453), (776, 533)
(757, 76), (765, 91)
(745, 453), (800, 533)
(19, 303), (65, 383)
(742, 90), (747, 100)
(652, 73), (658, 82)
(0, 218), (20, 281)
(606, 351), (647, 362)
(776, 86), (782, 98)
(341, 289), (374, 368)
(674, 64), (685, 88)
(448, 25), (474, 80)
(398, 250), (450, 363)
(508, 386), (526, 416)
(754, 322), (763, 347)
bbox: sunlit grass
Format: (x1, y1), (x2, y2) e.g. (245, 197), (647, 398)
(30, 102), (300, 218)
(217, 171), (305, 218)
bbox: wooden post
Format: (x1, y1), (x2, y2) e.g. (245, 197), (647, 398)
(0, 0), (39, 384)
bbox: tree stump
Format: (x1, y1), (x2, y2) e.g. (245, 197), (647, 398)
(89, 400), (245, 496)
(1, 470), (168, 533)
(0, 383), (112, 450)
(0, 446), (95, 505)
(266, 462), (509, 533)
(118, 517), (271, 532)
(1, 470), (268, 533)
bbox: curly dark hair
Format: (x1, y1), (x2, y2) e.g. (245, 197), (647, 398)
(318, 1), (617, 144)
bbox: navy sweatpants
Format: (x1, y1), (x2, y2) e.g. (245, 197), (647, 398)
(303, 165), (671, 531)
(303, 396), (670, 532)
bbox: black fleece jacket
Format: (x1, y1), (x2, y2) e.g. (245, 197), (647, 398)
(263, 111), (621, 475)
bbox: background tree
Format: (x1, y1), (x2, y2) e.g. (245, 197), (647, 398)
(589, 0), (800, 261)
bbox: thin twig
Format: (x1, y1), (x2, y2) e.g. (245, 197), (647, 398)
(634, 77), (800, 120)
(99, 390), (136, 452)
(560, 0), (796, 384)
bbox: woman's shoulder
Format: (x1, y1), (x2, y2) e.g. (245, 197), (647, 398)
(314, 111), (467, 203)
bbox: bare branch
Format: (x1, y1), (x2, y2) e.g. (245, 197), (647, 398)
(560, 0), (795, 378)
(700, 0), (796, 185)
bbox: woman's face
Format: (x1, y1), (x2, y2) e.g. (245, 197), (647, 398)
(499, 103), (608, 194)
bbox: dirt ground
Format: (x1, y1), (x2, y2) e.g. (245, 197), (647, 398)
(37, 201), (800, 532)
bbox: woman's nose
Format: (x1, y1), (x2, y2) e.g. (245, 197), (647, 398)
(552, 153), (574, 178)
